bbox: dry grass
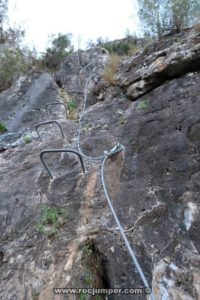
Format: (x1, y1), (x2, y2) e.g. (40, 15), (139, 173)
(127, 44), (140, 56)
(59, 88), (79, 120)
(102, 54), (121, 85)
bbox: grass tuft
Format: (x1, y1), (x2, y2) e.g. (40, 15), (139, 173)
(36, 205), (69, 236)
(102, 54), (121, 85)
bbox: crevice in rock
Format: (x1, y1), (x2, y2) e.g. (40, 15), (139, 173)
(55, 78), (63, 88)
(78, 239), (110, 298)
(0, 251), (4, 266)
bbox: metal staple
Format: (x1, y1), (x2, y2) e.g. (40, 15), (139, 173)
(35, 120), (65, 142)
(40, 149), (85, 179)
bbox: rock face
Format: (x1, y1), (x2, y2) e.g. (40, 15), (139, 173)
(55, 47), (109, 107)
(0, 29), (200, 300)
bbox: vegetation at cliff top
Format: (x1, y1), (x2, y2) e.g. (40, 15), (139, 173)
(0, 0), (199, 93)
(137, 0), (200, 38)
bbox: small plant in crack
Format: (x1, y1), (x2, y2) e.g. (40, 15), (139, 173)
(32, 291), (39, 300)
(138, 100), (149, 110)
(95, 296), (104, 300)
(23, 134), (32, 144)
(67, 99), (78, 120)
(81, 244), (93, 258)
(0, 122), (7, 133)
(67, 99), (77, 113)
(36, 204), (69, 236)
(82, 268), (93, 286)
(82, 122), (93, 133)
(80, 292), (87, 300)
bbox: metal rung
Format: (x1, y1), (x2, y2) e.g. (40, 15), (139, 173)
(35, 120), (64, 142)
(40, 149), (85, 179)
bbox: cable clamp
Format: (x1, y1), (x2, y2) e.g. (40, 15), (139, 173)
(104, 143), (125, 157)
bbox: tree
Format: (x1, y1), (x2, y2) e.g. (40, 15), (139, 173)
(0, 0), (8, 42)
(4, 26), (25, 47)
(169, 0), (198, 32)
(190, 0), (200, 24)
(137, 0), (169, 38)
(137, 0), (200, 38)
(43, 33), (74, 70)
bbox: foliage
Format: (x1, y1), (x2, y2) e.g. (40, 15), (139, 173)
(137, 0), (168, 38)
(102, 54), (121, 85)
(36, 205), (69, 236)
(138, 100), (149, 110)
(87, 34), (139, 56)
(0, 0), (25, 46)
(0, 0), (7, 43)
(82, 268), (93, 286)
(58, 88), (78, 120)
(81, 244), (93, 258)
(104, 41), (131, 55)
(0, 49), (27, 91)
(67, 99), (77, 113)
(80, 292), (87, 300)
(42, 33), (74, 70)
(95, 296), (103, 300)
(23, 134), (32, 144)
(137, 0), (200, 38)
(22, 47), (45, 72)
(0, 122), (7, 133)
(98, 35), (139, 56)
(4, 26), (25, 47)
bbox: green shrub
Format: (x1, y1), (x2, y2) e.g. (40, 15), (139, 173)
(0, 49), (27, 91)
(0, 122), (7, 133)
(36, 205), (69, 236)
(67, 99), (77, 113)
(42, 33), (74, 70)
(138, 100), (149, 110)
(102, 41), (138, 56)
(95, 296), (103, 300)
(23, 134), (32, 144)
(81, 244), (93, 258)
(80, 293), (87, 300)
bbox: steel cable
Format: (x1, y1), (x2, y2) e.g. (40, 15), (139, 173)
(101, 155), (156, 300)
(76, 52), (156, 299)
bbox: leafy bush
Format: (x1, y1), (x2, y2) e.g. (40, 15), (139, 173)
(42, 33), (74, 70)
(101, 39), (138, 56)
(0, 122), (7, 133)
(0, 49), (27, 91)
(138, 100), (149, 110)
(103, 41), (131, 55)
(137, 0), (200, 38)
(23, 134), (32, 144)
